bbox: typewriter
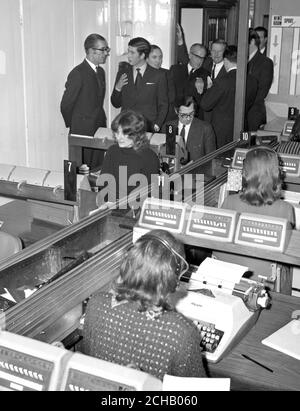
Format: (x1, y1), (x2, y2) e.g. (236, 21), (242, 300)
(174, 257), (270, 363)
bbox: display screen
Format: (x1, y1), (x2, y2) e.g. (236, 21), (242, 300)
(0, 346), (54, 391)
(64, 368), (135, 391)
(187, 211), (233, 239)
(139, 199), (186, 233)
(236, 219), (283, 248)
(279, 154), (300, 176)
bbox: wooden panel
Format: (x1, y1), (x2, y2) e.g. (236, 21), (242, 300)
(0, 0), (27, 165)
(23, 0), (74, 171)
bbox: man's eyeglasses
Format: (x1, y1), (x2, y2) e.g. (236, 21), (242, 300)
(190, 52), (205, 59)
(177, 111), (195, 119)
(93, 46), (111, 53)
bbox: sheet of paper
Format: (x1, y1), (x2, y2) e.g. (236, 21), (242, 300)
(191, 257), (248, 290)
(163, 375), (230, 391)
(262, 320), (300, 360)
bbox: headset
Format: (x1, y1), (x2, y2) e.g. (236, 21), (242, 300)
(247, 145), (277, 155)
(140, 233), (189, 279)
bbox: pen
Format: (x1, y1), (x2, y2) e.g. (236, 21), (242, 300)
(241, 354), (273, 373)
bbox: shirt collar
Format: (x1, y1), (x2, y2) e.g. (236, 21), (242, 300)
(178, 121), (192, 141)
(133, 62), (147, 76)
(188, 63), (195, 74)
(214, 61), (224, 69)
(85, 58), (98, 72)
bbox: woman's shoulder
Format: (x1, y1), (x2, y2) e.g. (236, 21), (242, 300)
(138, 147), (159, 163)
(87, 291), (111, 308)
(104, 143), (119, 156)
(139, 146), (158, 157)
(162, 310), (200, 338)
(221, 193), (240, 209)
(273, 198), (295, 213)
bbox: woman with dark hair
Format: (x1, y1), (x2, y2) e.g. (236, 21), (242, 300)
(215, 146), (295, 279)
(96, 110), (160, 207)
(222, 146), (294, 223)
(81, 229), (206, 380)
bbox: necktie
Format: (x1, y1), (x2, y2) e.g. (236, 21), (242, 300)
(96, 65), (104, 88)
(179, 125), (188, 165)
(135, 68), (142, 89)
(211, 64), (216, 81)
(180, 125), (186, 141)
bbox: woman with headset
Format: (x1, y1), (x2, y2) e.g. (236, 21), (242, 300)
(215, 146), (295, 278)
(223, 146), (295, 223)
(81, 229), (206, 380)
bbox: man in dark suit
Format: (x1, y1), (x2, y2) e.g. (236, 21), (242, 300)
(60, 33), (109, 170)
(255, 26), (268, 56)
(111, 37), (168, 132)
(170, 43), (209, 120)
(203, 39), (228, 84)
(61, 33), (109, 136)
(146, 44), (177, 123)
(201, 46), (258, 148)
(247, 29), (274, 131)
(167, 96), (216, 164)
(202, 39), (227, 124)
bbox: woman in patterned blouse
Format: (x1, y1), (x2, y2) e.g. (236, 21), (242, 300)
(81, 229), (206, 380)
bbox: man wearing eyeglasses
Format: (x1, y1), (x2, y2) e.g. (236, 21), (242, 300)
(61, 34), (110, 168)
(170, 43), (209, 120)
(167, 96), (216, 164)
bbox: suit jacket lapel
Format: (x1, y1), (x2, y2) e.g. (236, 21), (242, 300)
(138, 64), (152, 93)
(187, 119), (203, 149)
(83, 60), (103, 92)
(248, 51), (259, 74)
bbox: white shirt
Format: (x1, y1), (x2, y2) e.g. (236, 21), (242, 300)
(213, 61), (224, 79)
(85, 58), (98, 72)
(260, 47), (266, 55)
(178, 121), (192, 144)
(133, 63), (147, 82)
(188, 63), (195, 75)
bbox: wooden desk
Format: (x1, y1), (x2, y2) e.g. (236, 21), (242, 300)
(208, 292), (300, 390)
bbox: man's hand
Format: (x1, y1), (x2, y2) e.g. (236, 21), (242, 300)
(195, 77), (204, 95)
(207, 76), (213, 89)
(115, 73), (128, 92)
(153, 124), (160, 132)
(176, 23), (184, 46)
